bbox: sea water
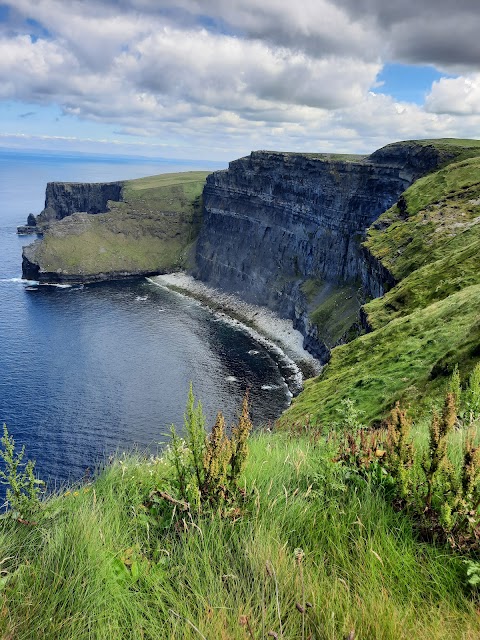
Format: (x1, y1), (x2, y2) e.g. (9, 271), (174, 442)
(0, 149), (292, 489)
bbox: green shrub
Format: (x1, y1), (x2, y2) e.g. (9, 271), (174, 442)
(333, 393), (480, 550)
(154, 386), (253, 521)
(0, 423), (44, 520)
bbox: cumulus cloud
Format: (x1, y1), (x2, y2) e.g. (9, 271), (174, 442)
(1, 0), (480, 158)
(336, 0), (480, 71)
(426, 75), (480, 115)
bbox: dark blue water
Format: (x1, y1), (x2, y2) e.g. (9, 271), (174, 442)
(0, 150), (291, 489)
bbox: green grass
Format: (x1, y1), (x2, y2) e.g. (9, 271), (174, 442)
(2, 431), (479, 639)
(32, 172), (209, 277)
(365, 156), (480, 280)
(308, 283), (361, 346)
(300, 279), (361, 347)
(280, 285), (480, 427)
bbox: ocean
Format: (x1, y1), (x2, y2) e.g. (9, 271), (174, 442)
(0, 149), (292, 490)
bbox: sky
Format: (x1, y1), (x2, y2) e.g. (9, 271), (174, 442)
(0, 0), (479, 161)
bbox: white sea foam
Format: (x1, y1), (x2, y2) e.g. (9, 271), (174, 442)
(225, 375), (238, 382)
(248, 349), (260, 355)
(0, 277), (39, 285)
(135, 295), (148, 301)
(41, 283), (72, 289)
(147, 273), (322, 395)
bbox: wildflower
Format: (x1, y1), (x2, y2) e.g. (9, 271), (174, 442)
(73, 491), (79, 497)
(64, 490), (71, 497)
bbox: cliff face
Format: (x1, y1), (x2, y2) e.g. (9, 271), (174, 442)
(35, 181), (123, 226)
(193, 142), (447, 360)
(21, 172), (208, 283)
(20, 142), (450, 363)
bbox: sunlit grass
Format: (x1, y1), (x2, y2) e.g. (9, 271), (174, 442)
(1, 433), (479, 639)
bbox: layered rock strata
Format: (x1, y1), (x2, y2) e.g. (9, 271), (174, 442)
(35, 181), (123, 226)
(193, 142), (448, 360)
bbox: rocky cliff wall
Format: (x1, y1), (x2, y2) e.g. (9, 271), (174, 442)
(193, 142), (447, 360)
(35, 181), (123, 226)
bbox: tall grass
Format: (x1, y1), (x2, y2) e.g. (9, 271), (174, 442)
(1, 433), (479, 639)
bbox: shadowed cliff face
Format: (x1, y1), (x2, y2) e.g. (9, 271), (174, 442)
(36, 181), (123, 226)
(193, 142), (447, 360)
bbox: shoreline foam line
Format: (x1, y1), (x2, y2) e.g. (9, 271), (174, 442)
(147, 273), (321, 396)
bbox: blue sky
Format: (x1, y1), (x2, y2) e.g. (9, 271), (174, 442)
(0, 1), (479, 161)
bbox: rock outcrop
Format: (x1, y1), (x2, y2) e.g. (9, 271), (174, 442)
(34, 181), (123, 227)
(193, 141), (449, 361)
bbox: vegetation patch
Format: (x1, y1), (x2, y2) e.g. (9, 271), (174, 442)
(308, 283), (361, 347)
(2, 386), (480, 639)
(30, 171), (209, 278)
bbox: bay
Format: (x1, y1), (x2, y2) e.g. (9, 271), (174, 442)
(0, 150), (291, 490)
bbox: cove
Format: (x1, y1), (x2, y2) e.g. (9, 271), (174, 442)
(0, 151), (291, 489)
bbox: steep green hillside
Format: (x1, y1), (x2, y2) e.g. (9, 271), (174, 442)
(26, 172), (209, 279)
(280, 142), (480, 428)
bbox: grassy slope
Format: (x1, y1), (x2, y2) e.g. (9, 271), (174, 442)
(280, 141), (480, 428)
(2, 433), (479, 639)
(33, 171), (209, 276)
(301, 279), (361, 347)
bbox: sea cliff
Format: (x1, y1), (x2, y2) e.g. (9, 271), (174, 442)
(22, 172), (208, 283)
(193, 141), (450, 360)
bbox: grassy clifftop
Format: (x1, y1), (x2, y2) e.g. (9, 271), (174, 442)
(25, 171), (209, 279)
(2, 430), (480, 639)
(280, 140), (480, 428)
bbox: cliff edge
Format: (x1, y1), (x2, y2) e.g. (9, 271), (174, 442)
(22, 172), (209, 282)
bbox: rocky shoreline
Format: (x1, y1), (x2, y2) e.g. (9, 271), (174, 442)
(149, 273), (322, 392)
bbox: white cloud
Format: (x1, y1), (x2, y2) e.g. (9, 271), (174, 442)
(426, 75), (480, 115)
(1, 0), (480, 159)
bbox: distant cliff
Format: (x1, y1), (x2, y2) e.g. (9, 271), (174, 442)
(35, 181), (124, 226)
(22, 172), (208, 283)
(193, 141), (450, 360)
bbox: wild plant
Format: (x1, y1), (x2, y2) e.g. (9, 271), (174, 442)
(0, 423), (44, 520)
(333, 391), (480, 549)
(448, 364), (462, 419)
(228, 391), (253, 484)
(150, 386), (253, 524)
(422, 392), (456, 510)
(334, 427), (385, 474)
(385, 402), (414, 499)
(333, 397), (365, 431)
(444, 428), (480, 535)
(203, 411), (231, 502)
(465, 362), (480, 422)
(184, 383), (206, 494)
